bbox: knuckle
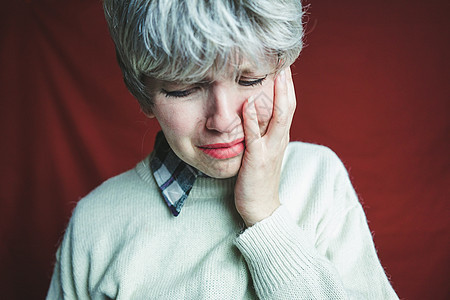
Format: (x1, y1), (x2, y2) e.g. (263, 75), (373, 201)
(275, 111), (290, 127)
(291, 99), (297, 111)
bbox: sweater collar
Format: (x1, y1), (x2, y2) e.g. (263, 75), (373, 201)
(150, 131), (203, 216)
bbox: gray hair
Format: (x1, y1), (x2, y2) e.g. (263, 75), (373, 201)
(103, 0), (304, 113)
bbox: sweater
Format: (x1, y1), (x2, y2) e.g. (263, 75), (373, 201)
(46, 142), (399, 299)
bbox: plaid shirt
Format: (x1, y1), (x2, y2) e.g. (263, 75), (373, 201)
(150, 131), (203, 216)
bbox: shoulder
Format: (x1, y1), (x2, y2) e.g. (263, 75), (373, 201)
(280, 142), (357, 223)
(77, 164), (147, 210)
(282, 141), (347, 178)
(69, 157), (164, 235)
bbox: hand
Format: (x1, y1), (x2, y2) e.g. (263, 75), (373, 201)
(234, 67), (296, 227)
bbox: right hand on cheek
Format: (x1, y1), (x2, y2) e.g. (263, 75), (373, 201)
(234, 67), (297, 227)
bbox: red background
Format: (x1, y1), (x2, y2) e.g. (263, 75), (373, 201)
(1, 0), (449, 299)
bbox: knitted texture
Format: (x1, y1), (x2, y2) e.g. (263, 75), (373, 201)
(47, 142), (398, 299)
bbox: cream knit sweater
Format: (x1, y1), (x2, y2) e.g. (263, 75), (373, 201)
(47, 142), (398, 299)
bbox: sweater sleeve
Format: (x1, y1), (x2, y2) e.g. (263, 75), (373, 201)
(46, 247), (64, 300)
(46, 213), (91, 300)
(235, 205), (344, 299)
(234, 165), (399, 299)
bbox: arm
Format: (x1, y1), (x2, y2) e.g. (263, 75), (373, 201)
(233, 67), (398, 299)
(46, 247), (64, 300)
(235, 186), (398, 299)
(46, 215), (90, 300)
(235, 205), (347, 299)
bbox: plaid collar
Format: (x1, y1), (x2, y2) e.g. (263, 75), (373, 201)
(150, 131), (202, 216)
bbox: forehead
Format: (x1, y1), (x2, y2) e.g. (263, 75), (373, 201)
(209, 60), (274, 81)
(143, 54), (278, 96)
(153, 57), (275, 84)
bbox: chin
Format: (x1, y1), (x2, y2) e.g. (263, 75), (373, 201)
(206, 168), (240, 179)
(199, 156), (242, 179)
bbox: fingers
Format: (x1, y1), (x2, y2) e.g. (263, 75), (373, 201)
(242, 66), (296, 150)
(266, 67), (296, 146)
(286, 67), (297, 116)
(243, 95), (262, 149)
(253, 94), (273, 137)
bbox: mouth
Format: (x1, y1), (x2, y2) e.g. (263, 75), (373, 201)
(198, 138), (245, 159)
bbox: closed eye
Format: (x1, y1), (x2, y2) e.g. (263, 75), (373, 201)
(161, 87), (199, 98)
(238, 75), (267, 87)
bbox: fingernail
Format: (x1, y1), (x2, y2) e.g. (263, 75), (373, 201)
(248, 95), (255, 104)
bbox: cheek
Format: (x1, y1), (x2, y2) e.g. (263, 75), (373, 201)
(153, 103), (200, 139)
(157, 107), (182, 128)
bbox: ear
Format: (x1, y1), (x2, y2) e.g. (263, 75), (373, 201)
(145, 111), (155, 119)
(142, 76), (160, 119)
(143, 106), (155, 119)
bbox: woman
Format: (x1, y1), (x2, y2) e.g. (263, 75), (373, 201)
(47, 0), (398, 299)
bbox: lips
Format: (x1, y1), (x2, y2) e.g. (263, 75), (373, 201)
(198, 138), (245, 159)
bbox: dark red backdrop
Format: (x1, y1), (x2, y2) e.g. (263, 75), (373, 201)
(1, 0), (449, 299)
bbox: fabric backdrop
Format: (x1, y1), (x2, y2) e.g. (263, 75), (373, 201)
(1, 0), (449, 299)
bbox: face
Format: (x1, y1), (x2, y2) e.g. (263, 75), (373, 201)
(145, 61), (276, 179)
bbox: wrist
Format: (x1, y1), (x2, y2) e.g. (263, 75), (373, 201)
(241, 201), (281, 227)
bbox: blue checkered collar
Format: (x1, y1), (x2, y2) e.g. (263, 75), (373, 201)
(150, 131), (203, 216)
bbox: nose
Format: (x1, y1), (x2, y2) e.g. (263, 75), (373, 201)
(205, 83), (242, 133)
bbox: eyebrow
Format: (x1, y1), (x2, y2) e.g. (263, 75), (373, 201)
(237, 63), (275, 77)
(160, 80), (210, 91)
(156, 64), (269, 89)
(239, 69), (259, 77)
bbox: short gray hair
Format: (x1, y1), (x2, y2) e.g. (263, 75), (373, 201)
(103, 0), (304, 113)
